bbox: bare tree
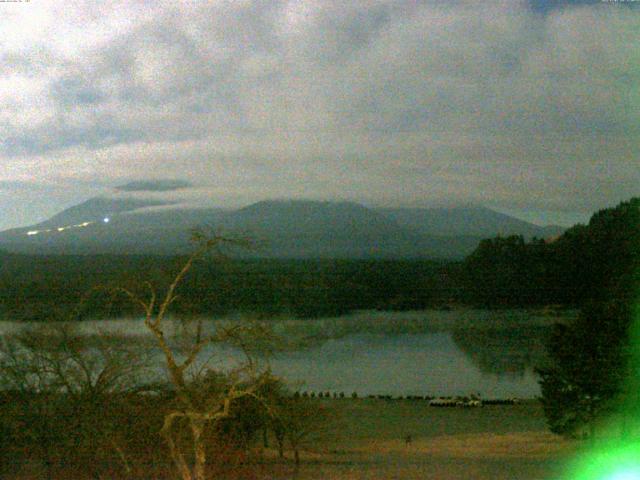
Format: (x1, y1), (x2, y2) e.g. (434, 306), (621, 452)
(280, 396), (330, 466)
(0, 324), (147, 479)
(116, 232), (276, 480)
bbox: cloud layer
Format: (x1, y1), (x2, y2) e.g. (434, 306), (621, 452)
(1, 0), (638, 229)
(115, 179), (193, 192)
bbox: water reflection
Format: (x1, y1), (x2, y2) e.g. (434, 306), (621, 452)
(0, 311), (560, 398)
(451, 326), (550, 377)
(268, 332), (545, 398)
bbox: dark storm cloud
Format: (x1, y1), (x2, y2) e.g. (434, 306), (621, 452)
(0, 0), (638, 230)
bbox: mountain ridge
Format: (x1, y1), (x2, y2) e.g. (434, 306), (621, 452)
(0, 197), (564, 259)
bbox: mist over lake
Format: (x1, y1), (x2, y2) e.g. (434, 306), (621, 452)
(0, 309), (570, 398)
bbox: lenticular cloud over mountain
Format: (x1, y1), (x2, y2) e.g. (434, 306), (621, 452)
(0, 0), (638, 230)
(115, 180), (193, 193)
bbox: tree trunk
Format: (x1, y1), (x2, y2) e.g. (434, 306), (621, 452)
(275, 430), (285, 458)
(162, 418), (192, 480)
(294, 447), (300, 466)
(192, 420), (207, 480)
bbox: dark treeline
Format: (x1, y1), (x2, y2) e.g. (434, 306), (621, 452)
(0, 197), (637, 321)
(0, 254), (459, 321)
(459, 198), (640, 440)
(461, 197), (640, 308)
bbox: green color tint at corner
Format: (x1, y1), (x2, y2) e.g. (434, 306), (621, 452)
(563, 303), (640, 480)
(563, 440), (640, 480)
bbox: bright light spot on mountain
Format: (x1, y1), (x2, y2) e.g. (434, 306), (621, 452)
(26, 230), (39, 236)
(103, 217), (109, 223)
(57, 227), (65, 232)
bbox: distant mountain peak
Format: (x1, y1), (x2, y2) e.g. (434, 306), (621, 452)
(41, 197), (171, 227)
(0, 196), (566, 258)
(380, 205), (565, 239)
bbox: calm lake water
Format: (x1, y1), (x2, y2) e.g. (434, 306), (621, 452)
(269, 333), (542, 398)
(0, 309), (566, 398)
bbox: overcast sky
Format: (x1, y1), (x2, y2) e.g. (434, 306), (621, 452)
(1, 0), (638, 230)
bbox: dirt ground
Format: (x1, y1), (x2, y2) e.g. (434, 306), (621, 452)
(4, 398), (577, 480)
(261, 399), (576, 480)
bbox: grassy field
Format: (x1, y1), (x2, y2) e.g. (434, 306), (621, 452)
(261, 398), (576, 480)
(4, 396), (578, 479)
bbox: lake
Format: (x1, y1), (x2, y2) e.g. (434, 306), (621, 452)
(0, 309), (572, 398)
(270, 332), (542, 398)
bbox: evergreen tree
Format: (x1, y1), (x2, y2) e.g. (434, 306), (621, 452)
(536, 300), (632, 438)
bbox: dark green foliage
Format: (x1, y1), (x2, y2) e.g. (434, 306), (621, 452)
(536, 300), (632, 438)
(2, 197), (638, 320)
(551, 198), (640, 304)
(461, 197), (640, 308)
(461, 199), (640, 437)
(461, 236), (553, 306)
(0, 255), (458, 321)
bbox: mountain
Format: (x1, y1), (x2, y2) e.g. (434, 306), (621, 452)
(380, 206), (565, 239)
(0, 198), (564, 259)
(217, 200), (484, 258)
(37, 197), (170, 227)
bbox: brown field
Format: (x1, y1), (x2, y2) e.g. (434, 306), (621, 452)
(258, 399), (576, 480)
(4, 397), (578, 480)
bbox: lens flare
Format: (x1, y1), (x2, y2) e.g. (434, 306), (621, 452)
(563, 303), (640, 480)
(609, 472), (640, 480)
(565, 440), (640, 480)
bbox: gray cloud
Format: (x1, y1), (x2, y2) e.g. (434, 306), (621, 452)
(115, 179), (193, 192)
(527, 0), (639, 14)
(0, 0), (638, 229)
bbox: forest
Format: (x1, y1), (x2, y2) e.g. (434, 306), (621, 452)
(0, 198), (638, 322)
(0, 198), (637, 478)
